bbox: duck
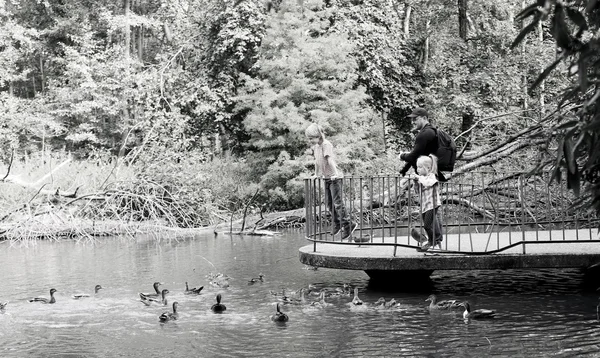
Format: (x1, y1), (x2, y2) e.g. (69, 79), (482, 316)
(0, 301), (8, 310)
(375, 297), (398, 309)
(375, 297), (387, 307)
(159, 302), (179, 322)
(459, 302), (495, 319)
(248, 274), (265, 285)
(298, 288), (308, 305)
(211, 293), (226, 313)
(184, 282), (204, 295)
(140, 289), (169, 306)
(279, 289), (301, 304)
(271, 303), (289, 322)
(330, 283), (352, 298)
(311, 292), (331, 307)
(386, 298), (398, 309)
(426, 294), (459, 310)
(29, 288), (57, 304)
(140, 282), (162, 298)
(208, 273), (231, 288)
(351, 288), (363, 306)
(72, 285), (103, 299)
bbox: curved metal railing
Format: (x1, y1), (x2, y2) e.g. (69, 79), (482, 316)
(304, 171), (599, 255)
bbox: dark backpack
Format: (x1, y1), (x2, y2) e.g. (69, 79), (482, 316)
(434, 127), (457, 172)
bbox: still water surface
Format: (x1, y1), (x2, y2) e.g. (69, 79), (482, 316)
(0, 231), (599, 357)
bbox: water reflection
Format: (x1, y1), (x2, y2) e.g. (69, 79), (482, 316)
(0, 232), (599, 357)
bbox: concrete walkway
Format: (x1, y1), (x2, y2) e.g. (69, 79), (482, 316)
(299, 229), (600, 271)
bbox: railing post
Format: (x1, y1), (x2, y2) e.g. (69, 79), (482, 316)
(370, 176), (374, 242)
(393, 175), (398, 257)
(520, 175), (526, 254)
(304, 179), (310, 239)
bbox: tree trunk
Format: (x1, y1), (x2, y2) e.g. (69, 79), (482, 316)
(538, 21), (545, 118)
(403, 4), (411, 38)
(458, 0), (468, 40)
(39, 56), (45, 92)
(381, 111), (387, 152)
(520, 1), (528, 110)
(137, 25), (143, 61)
(137, 0), (144, 61)
(460, 108), (474, 149)
(124, 0), (131, 58)
(8, 81), (13, 96)
(423, 19), (430, 68)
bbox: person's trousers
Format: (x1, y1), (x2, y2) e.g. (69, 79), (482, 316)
(324, 178), (351, 231)
(422, 207), (443, 244)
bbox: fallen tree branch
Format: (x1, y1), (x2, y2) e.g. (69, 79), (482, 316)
(452, 139), (546, 177)
(1, 150), (14, 181)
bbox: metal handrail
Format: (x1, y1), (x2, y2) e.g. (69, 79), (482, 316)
(304, 172), (599, 255)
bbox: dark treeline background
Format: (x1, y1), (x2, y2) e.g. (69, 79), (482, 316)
(0, 0), (597, 227)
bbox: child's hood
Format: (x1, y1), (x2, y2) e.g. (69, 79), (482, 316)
(418, 173), (438, 187)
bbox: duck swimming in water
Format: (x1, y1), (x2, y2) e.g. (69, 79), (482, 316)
(375, 297), (386, 307)
(299, 288), (308, 305)
(140, 289), (169, 306)
(29, 288), (57, 304)
(351, 288), (363, 306)
(140, 282), (162, 298)
(211, 294), (226, 313)
(426, 294), (460, 310)
(386, 298), (398, 309)
(159, 302), (179, 322)
(72, 285), (103, 299)
(375, 297), (398, 309)
(311, 292), (331, 307)
(271, 303), (289, 322)
(248, 274), (265, 285)
(459, 302), (495, 319)
(184, 282), (204, 295)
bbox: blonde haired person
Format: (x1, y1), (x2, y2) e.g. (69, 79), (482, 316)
(305, 123), (356, 241)
(413, 155), (443, 251)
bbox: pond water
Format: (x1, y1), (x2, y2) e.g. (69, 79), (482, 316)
(0, 231), (599, 357)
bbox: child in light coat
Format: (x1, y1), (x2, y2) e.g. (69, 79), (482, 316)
(413, 155), (443, 251)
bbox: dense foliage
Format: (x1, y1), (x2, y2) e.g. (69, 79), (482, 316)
(2, 0), (590, 225)
(512, 0), (600, 216)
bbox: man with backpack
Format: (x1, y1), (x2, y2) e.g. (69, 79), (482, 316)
(399, 107), (456, 182)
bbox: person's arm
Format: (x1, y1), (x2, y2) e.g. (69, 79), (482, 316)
(401, 128), (436, 164)
(310, 147), (320, 178)
(322, 141), (340, 178)
(400, 162), (412, 176)
(325, 156), (339, 178)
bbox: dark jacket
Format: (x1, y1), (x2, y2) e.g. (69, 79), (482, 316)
(400, 124), (447, 181)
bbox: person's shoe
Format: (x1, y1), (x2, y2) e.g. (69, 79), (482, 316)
(332, 226), (342, 236)
(341, 223), (358, 241)
(417, 242), (432, 252)
(410, 228), (428, 243)
(434, 240), (443, 249)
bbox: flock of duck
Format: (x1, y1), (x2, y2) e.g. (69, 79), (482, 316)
(0, 273), (501, 323)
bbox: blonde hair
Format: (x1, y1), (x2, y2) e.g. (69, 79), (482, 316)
(416, 155), (438, 175)
(305, 123), (324, 140)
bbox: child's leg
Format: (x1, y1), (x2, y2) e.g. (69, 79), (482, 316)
(433, 207), (443, 244)
(324, 179), (340, 231)
(422, 209), (436, 245)
(329, 179), (351, 230)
